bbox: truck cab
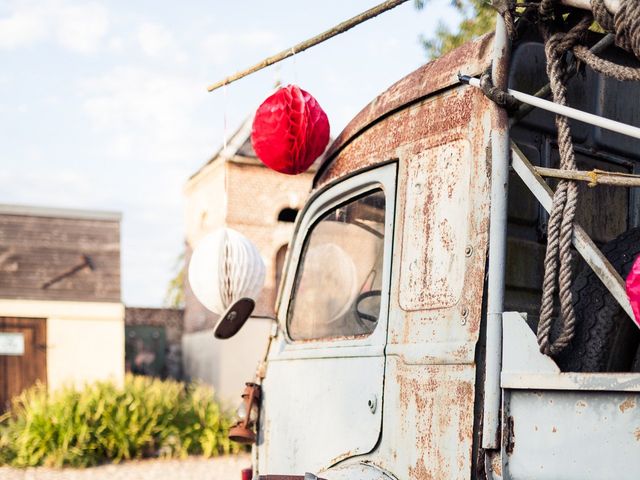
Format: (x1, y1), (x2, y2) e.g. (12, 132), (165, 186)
(201, 17), (640, 480)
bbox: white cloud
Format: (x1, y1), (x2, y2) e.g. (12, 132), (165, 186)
(137, 21), (185, 62)
(138, 22), (171, 57)
(79, 66), (204, 147)
(107, 36), (125, 52)
(55, 3), (109, 53)
(201, 30), (279, 66)
(0, 7), (46, 48)
(0, 0), (109, 53)
(77, 65), (217, 209)
(0, 168), (97, 207)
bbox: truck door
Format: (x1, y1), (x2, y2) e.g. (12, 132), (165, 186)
(257, 163), (396, 475)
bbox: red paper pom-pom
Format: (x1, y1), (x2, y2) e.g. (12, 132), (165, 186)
(251, 85), (330, 175)
(626, 255), (640, 329)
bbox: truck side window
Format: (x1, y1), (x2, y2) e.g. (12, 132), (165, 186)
(288, 189), (386, 341)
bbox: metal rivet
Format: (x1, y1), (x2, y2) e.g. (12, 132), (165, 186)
(461, 307), (469, 325)
(368, 395), (377, 414)
(465, 245), (473, 257)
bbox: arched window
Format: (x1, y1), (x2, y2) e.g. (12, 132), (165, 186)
(277, 208), (298, 223)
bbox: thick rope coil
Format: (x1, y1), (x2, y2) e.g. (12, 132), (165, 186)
(580, 0), (640, 81)
(590, 0), (615, 31)
(616, 0), (640, 58)
(537, 14), (592, 356)
(591, 0), (640, 58)
(573, 45), (640, 80)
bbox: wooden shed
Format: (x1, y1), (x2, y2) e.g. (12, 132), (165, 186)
(0, 204), (124, 409)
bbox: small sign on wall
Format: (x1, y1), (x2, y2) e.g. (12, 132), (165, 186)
(0, 332), (25, 355)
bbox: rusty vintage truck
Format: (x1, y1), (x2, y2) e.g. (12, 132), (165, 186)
(194, 7), (640, 480)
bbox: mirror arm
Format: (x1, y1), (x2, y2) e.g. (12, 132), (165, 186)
(251, 315), (277, 321)
(256, 319), (279, 381)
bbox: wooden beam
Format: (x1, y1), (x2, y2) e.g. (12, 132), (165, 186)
(535, 166), (640, 187)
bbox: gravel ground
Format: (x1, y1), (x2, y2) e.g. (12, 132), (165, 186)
(0, 454), (251, 480)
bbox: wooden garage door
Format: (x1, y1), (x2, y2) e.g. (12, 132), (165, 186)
(0, 317), (46, 411)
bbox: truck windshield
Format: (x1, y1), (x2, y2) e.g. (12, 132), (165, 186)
(287, 189), (386, 341)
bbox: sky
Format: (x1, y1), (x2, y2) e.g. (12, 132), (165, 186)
(0, 0), (458, 307)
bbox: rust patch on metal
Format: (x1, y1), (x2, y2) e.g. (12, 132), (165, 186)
(315, 32), (495, 183)
(504, 416), (515, 455)
(408, 460), (434, 480)
(395, 362), (476, 479)
(619, 396), (636, 413)
(635, 427), (640, 441)
(490, 452), (503, 477)
(317, 88), (479, 188)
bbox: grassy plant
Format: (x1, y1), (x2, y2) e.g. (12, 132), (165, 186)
(0, 375), (239, 468)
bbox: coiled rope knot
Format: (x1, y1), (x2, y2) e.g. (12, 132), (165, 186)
(591, 0), (640, 58)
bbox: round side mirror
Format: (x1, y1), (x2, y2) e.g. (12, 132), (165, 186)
(214, 297), (256, 339)
(189, 228), (266, 339)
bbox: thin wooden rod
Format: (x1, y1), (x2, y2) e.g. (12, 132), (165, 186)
(535, 166), (640, 187)
(206, 0), (411, 92)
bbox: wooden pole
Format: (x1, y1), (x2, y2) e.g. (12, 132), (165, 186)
(206, 0), (411, 92)
(535, 166), (640, 187)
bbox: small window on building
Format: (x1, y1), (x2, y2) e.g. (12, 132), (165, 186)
(287, 189), (385, 341)
(278, 208), (298, 223)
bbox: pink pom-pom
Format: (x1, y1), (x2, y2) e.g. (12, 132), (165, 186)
(626, 255), (640, 328)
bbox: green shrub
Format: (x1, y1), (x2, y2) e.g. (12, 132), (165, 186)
(0, 375), (240, 468)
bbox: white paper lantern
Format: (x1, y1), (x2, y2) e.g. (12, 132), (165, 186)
(189, 228), (266, 315)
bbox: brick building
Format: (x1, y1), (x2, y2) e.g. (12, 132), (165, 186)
(183, 115), (314, 401)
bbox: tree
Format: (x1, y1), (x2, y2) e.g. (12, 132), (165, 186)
(416, 0), (496, 59)
(164, 251), (186, 308)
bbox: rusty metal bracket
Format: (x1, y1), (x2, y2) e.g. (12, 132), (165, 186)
(511, 142), (635, 320)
